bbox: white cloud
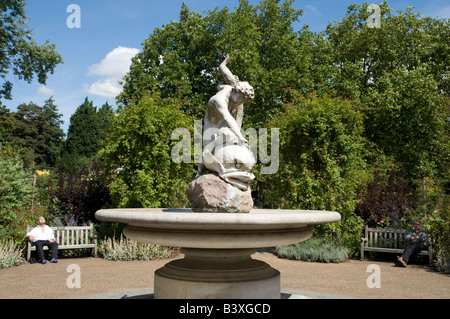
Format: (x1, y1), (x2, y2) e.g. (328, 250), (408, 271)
(86, 78), (123, 100)
(37, 86), (55, 96)
(88, 46), (139, 78)
(305, 4), (320, 15)
(86, 46), (139, 99)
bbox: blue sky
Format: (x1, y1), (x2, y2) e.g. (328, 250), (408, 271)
(3, 0), (449, 133)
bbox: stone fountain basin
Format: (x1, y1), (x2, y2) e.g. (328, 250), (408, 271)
(95, 208), (341, 249)
(95, 208), (341, 299)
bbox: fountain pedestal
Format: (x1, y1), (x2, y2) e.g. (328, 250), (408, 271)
(154, 248), (280, 299)
(95, 208), (341, 299)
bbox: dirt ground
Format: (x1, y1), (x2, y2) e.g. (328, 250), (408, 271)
(0, 251), (448, 300)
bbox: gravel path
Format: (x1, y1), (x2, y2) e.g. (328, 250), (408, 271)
(0, 251), (448, 299)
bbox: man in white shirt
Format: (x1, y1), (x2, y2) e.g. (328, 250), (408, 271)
(26, 216), (58, 264)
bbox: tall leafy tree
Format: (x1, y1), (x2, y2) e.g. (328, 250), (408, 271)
(315, 2), (449, 252)
(0, 103), (15, 142)
(315, 1), (449, 181)
(9, 102), (48, 167)
(118, 0), (314, 127)
(0, 0), (63, 100)
(42, 97), (65, 167)
(118, 0), (449, 199)
(64, 98), (100, 162)
(7, 100), (64, 168)
(260, 92), (368, 253)
(97, 101), (115, 141)
(314, 1), (449, 98)
(62, 98), (115, 172)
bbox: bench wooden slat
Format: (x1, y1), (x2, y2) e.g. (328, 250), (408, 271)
(393, 232), (397, 249)
(363, 247), (429, 255)
(30, 244), (96, 249)
(361, 225), (433, 265)
(26, 224), (97, 261)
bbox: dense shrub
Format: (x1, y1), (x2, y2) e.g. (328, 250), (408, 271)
(0, 145), (33, 225)
(356, 166), (416, 227)
(101, 93), (196, 208)
(275, 237), (349, 263)
(48, 159), (111, 224)
(259, 92), (368, 254)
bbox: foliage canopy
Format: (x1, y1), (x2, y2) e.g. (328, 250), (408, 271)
(1, 0), (448, 263)
(0, 0), (63, 100)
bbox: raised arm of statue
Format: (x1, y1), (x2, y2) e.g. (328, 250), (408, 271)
(219, 54), (238, 86)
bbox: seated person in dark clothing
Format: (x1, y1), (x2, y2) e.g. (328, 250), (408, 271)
(26, 216), (58, 264)
(396, 220), (427, 267)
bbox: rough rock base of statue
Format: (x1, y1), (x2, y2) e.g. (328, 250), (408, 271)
(187, 174), (253, 213)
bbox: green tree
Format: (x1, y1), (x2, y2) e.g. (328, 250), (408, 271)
(101, 93), (196, 208)
(7, 100), (64, 168)
(315, 2), (449, 98)
(316, 1), (449, 181)
(97, 102), (114, 135)
(0, 0), (63, 100)
(316, 2), (449, 258)
(62, 98), (100, 171)
(0, 103), (15, 142)
(42, 97), (65, 167)
(62, 98), (115, 173)
(363, 67), (447, 180)
(9, 102), (48, 167)
(119, 0), (314, 127)
(260, 92), (368, 254)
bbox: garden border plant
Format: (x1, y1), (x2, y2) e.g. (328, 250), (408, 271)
(98, 233), (174, 261)
(0, 239), (25, 268)
(275, 237), (349, 263)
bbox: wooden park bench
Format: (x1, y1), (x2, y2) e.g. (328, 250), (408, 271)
(27, 225), (97, 261)
(360, 225), (433, 265)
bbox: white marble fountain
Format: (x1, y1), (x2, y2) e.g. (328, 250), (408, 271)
(95, 55), (341, 299)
